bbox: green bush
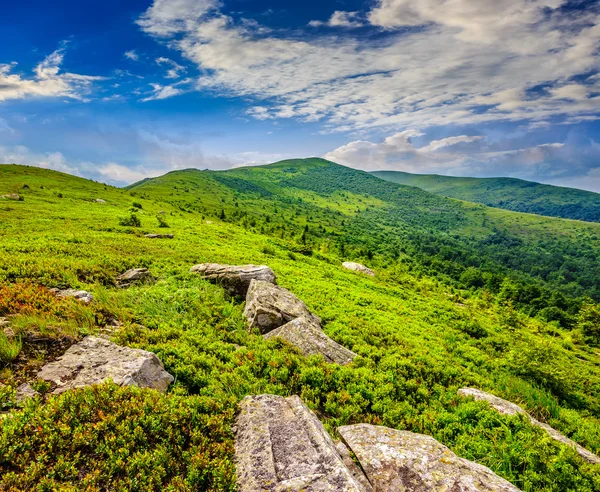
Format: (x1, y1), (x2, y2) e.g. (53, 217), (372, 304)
(119, 214), (142, 227)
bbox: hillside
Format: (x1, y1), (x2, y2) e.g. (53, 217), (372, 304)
(373, 170), (600, 223)
(1, 161), (600, 490)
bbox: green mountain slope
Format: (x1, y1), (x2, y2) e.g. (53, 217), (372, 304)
(373, 170), (600, 223)
(1, 162), (600, 491)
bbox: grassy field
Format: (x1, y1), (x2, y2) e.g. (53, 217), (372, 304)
(374, 170), (600, 223)
(1, 163), (600, 490)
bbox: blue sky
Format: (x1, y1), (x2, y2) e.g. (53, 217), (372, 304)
(2, 0), (600, 190)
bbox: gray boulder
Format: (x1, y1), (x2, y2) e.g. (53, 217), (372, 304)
(1, 194), (21, 201)
(338, 424), (521, 491)
(51, 288), (94, 303)
(342, 262), (375, 276)
(116, 268), (155, 288)
(145, 233), (174, 239)
(191, 263), (276, 297)
(235, 394), (369, 491)
(264, 316), (357, 365)
(94, 198), (106, 203)
(244, 280), (320, 333)
(458, 388), (600, 465)
(37, 336), (174, 394)
(15, 383), (39, 404)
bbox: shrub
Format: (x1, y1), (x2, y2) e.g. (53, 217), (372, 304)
(119, 214), (141, 227)
(157, 215), (170, 228)
(132, 202), (143, 209)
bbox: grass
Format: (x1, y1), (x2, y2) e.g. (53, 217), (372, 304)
(0, 162), (599, 490)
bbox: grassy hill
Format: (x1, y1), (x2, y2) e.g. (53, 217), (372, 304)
(1, 162), (600, 490)
(373, 170), (600, 223)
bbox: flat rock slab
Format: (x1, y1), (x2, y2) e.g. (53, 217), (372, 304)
(191, 263), (276, 297)
(244, 280), (320, 334)
(37, 336), (174, 394)
(51, 288), (94, 303)
(145, 234), (174, 239)
(264, 316), (357, 365)
(342, 262), (375, 276)
(116, 268), (155, 288)
(338, 424), (521, 491)
(236, 394), (369, 491)
(458, 388), (600, 465)
(15, 383), (39, 404)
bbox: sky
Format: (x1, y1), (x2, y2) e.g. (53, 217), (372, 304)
(2, 0), (600, 191)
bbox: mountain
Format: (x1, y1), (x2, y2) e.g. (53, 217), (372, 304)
(1, 160), (600, 491)
(373, 171), (600, 223)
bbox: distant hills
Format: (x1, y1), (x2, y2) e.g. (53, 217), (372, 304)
(372, 171), (600, 223)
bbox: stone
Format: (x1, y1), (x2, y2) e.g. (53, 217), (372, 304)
(191, 263), (277, 297)
(458, 388), (600, 465)
(116, 268), (155, 288)
(338, 424), (521, 492)
(1, 193), (21, 201)
(235, 394), (369, 491)
(264, 316), (357, 365)
(15, 383), (39, 404)
(51, 288), (94, 303)
(342, 262), (375, 277)
(94, 198), (106, 203)
(37, 336), (174, 394)
(335, 441), (373, 491)
(145, 233), (174, 239)
(243, 280), (320, 334)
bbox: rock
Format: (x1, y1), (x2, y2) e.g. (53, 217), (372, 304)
(15, 383), (39, 404)
(236, 394), (369, 491)
(145, 233), (174, 239)
(37, 336), (174, 394)
(336, 441), (373, 491)
(191, 263), (277, 297)
(243, 280), (320, 334)
(51, 288), (94, 303)
(338, 424), (521, 492)
(342, 262), (375, 276)
(1, 193), (21, 201)
(116, 268), (155, 288)
(94, 198), (106, 203)
(264, 316), (357, 365)
(1, 317), (14, 338)
(458, 388), (600, 465)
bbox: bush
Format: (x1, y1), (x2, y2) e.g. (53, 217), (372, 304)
(119, 214), (141, 227)
(157, 215), (170, 228)
(132, 202), (143, 209)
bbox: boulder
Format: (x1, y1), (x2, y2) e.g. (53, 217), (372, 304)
(15, 383), (39, 404)
(94, 198), (106, 203)
(243, 280), (320, 333)
(191, 263), (276, 297)
(335, 441), (373, 491)
(338, 424), (521, 491)
(145, 233), (174, 239)
(235, 394), (369, 491)
(1, 193), (21, 201)
(342, 262), (375, 277)
(116, 268), (155, 288)
(264, 316), (357, 365)
(458, 388), (600, 465)
(37, 336), (174, 394)
(51, 288), (94, 303)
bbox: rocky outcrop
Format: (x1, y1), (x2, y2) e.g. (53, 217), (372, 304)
(338, 424), (521, 491)
(458, 388), (600, 465)
(264, 316), (357, 365)
(235, 394), (369, 491)
(243, 280), (320, 333)
(145, 233), (174, 239)
(116, 268), (155, 288)
(191, 264), (276, 297)
(342, 262), (375, 276)
(37, 336), (174, 394)
(15, 383), (39, 404)
(50, 288), (94, 303)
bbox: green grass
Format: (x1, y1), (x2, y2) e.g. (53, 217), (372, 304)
(374, 170), (600, 223)
(0, 162), (599, 490)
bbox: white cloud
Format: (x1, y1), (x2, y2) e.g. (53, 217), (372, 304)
(135, 0), (600, 132)
(0, 48), (102, 103)
(309, 11), (363, 28)
(141, 79), (191, 101)
(124, 50), (140, 61)
(156, 57), (187, 79)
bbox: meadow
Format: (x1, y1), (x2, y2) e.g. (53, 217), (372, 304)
(1, 162), (600, 490)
